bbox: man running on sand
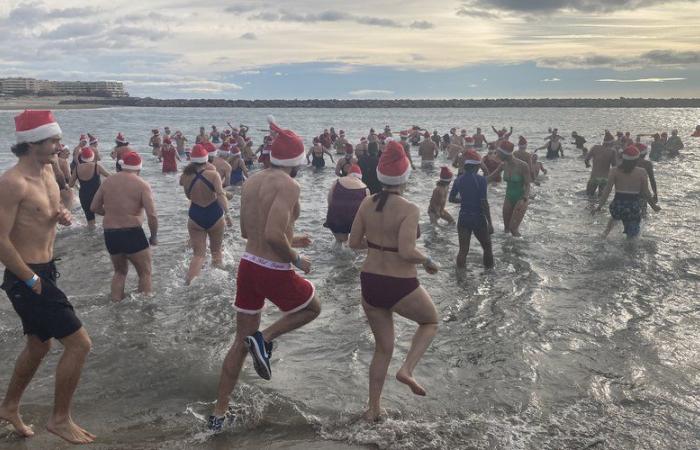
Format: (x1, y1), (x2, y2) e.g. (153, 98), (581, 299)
(209, 116), (321, 432)
(0, 110), (95, 444)
(90, 151), (158, 301)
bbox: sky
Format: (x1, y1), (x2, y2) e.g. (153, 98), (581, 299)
(0, 0), (699, 99)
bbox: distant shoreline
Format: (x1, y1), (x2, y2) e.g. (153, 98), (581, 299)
(2, 96), (700, 110)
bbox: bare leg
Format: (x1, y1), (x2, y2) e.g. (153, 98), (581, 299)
(186, 220), (208, 285)
(208, 218), (226, 269)
(213, 313), (261, 416)
(456, 226), (472, 268)
(0, 336), (51, 437)
(109, 254), (128, 301)
(261, 297), (321, 342)
(440, 210), (455, 225)
(502, 199), (514, 233)
(46, 328), (95, 444)
(509, 199), (528, 237)
(429, 211), (438, 225)
(127, 248), (152, 295)
(392, 287), (438, 397)
(361, 300), (394, 421)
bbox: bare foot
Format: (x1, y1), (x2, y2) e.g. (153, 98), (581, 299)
(511, 230), (521, 237)
(46, 418), (95, 444)
(396, 371), (427, 396)
(362, 408), (385, 422)
(0, 405), (34, 437)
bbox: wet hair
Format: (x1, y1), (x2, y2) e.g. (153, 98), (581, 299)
(619, 158), (637, 174)
(372, 184), (401, 212)
(183, 161), (205, 176)
(367, 142), (379, 155)
(437, 180), (450, 186)
(11, 137), (51, 157)
(115, 141), (129, 148)
(464, 164), (480, 173)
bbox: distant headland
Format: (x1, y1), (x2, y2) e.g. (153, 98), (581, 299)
(57, 97), (700, 108)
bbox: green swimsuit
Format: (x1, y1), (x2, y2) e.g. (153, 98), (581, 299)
(504, 172), (525, 204)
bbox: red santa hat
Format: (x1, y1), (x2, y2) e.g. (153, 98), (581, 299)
(622, 145), (640, 160)
(498, 140), (515, 155)
(464, 136), (475, 147)
(377, 140), (411, 185)
(14, 110), (63, 144)
(119, 151), (142, 171)
(202, 141), (217, 153)
(635, 142), (648, 155)
(348, 164), (362, 179)
(190, 144), (209, 163)
(116, 132), (128, 144)
(463, 148), (481, 165)
(267, 115), (305, 167)
(439, 166), (453, 182)
(603, 131), (615, 143)
(80, 147), (95, 162)
(518, 136), (527, 149)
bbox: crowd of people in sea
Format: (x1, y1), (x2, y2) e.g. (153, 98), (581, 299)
(0, 109), (695, 444)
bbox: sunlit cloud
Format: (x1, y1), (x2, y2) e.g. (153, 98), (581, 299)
(349, 89), (394, 97)
(596, 77), (686, 83)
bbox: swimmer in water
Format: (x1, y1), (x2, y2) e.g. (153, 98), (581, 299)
(209, 116), (321, 433)
(571, 131), (588, 156)
(69, 147), (110, 228)
(585, 131), (617, 198)
(0, 110), (95, 444)
(307, 137), (334, 170)
(149, 129), (162, 158)
(428, 167), (455, 225)
(90, 151), (158, 301)
(488, 141), (532, 237)
(179, 145), (232, 285)
(111, 132), (130, 171)
(349, 140), (439, 422)
(324, 164), (369, 247)
(419, 131), (439, 169)
(335, 144), (357, 176)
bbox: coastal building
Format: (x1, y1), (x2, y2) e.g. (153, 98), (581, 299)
(0, 77), (128, 97)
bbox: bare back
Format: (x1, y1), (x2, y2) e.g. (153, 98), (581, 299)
(611, 167), (651, 194)
(419, 141), (437, 160)
(180, 167), (221, 207)
(98, 172), (150, 228)
(355, 194), (420, 278)
(589, 145), (616, 178)
(240, 169), (300, 263)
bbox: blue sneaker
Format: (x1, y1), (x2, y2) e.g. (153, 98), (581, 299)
(245, 331), (273, 380)
(207, 409), (234, 433)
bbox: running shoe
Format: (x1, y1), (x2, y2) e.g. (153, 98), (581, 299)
(207, 408), (234, 433)
(245, 331), (273, 380)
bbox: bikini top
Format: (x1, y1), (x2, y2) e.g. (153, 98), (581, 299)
(187, 169), (216, 196)
(366, 191), (420, 252)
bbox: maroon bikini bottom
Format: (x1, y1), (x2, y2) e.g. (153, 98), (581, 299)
(360, 272), (420, 309)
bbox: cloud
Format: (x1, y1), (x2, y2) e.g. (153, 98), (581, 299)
(224, 3), (260, 14)
(248, 10), (403, 28)
(541, 78), (561, 82)
(321, 65), (361, 74)
(240, 32), (257, 40)
(274, 72), (284, 76)
(409, 20), (435, 29)
(537, 49), (700, 70)
(41, 23), (100, 40)
(7, 3), (97, 25)
(596, 77), (686, 82)
(456, 6), (500, 19)
(458, 0), (692, 14)
(348, 89), (394, 97)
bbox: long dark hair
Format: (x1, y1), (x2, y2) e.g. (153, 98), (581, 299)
(183, 161), (205, 175)
(372, 184), (400, 211)
(619, 158), (637, 174)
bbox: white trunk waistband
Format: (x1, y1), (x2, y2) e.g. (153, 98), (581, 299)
(241, 252), (291, 270)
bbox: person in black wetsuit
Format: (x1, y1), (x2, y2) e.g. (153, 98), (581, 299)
(358, 141), (382, 194)
(69, 147), (110, 228)
(571, 131), (587, 156)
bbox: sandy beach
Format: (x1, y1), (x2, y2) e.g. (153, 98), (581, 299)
(0, 96), (110, 110)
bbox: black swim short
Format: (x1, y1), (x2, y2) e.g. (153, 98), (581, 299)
(2, 261), (82, 342)
(104, 227), (149, 255)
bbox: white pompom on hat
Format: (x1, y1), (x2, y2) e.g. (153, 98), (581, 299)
(267, 115), (305, 167)
(14, 110), (62, 144)
(348, 163), (362, 178)
(115, 132), (128, 144)
(80, 147), (95, 162)
(439, 166), (453, 182)
(463, 149), (481, 165)
(622, 145), (640, 160)
(376, 140), (411, 185)
(119, 151), (142, 171)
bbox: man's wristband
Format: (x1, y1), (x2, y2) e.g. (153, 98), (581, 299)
(423, 256), (433, 267)
(24, 274), (39, 288)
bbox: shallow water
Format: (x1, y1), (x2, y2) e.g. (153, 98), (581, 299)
(0, 107), (698, 449)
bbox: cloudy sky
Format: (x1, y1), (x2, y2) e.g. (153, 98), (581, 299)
(1, 0), (698, 99)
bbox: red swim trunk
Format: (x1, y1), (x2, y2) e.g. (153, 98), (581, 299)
(234, 253), (315, 315)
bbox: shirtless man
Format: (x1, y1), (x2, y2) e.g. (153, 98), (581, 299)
(149, 129), (162, 158)
(449, 127), (463, 147)
(0, 110), (95, 444)
(209, 116), (321, 432)
(571, 131), (587, 156)
(90, 151), (157, 301)
(112, 132), (130, 171)
(594, 145), (660, 238)
(333, 130), (348, 155)
(418, 132), (439, 169)
(335, 144), (357, 176)
(428, 167), (455, 225)
(173, 131), (188, 158)
(473, 127), (487, 149)
(211, 145), (233, 189)
(585, 131), (617, 197)
(355, 137), (369, 158)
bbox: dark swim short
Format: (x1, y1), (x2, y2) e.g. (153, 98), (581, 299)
(458, 212), (487, 232)
(2, 261), (82, 342)
(104, 227), (149, 255)
(360, 272), (420, 309)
